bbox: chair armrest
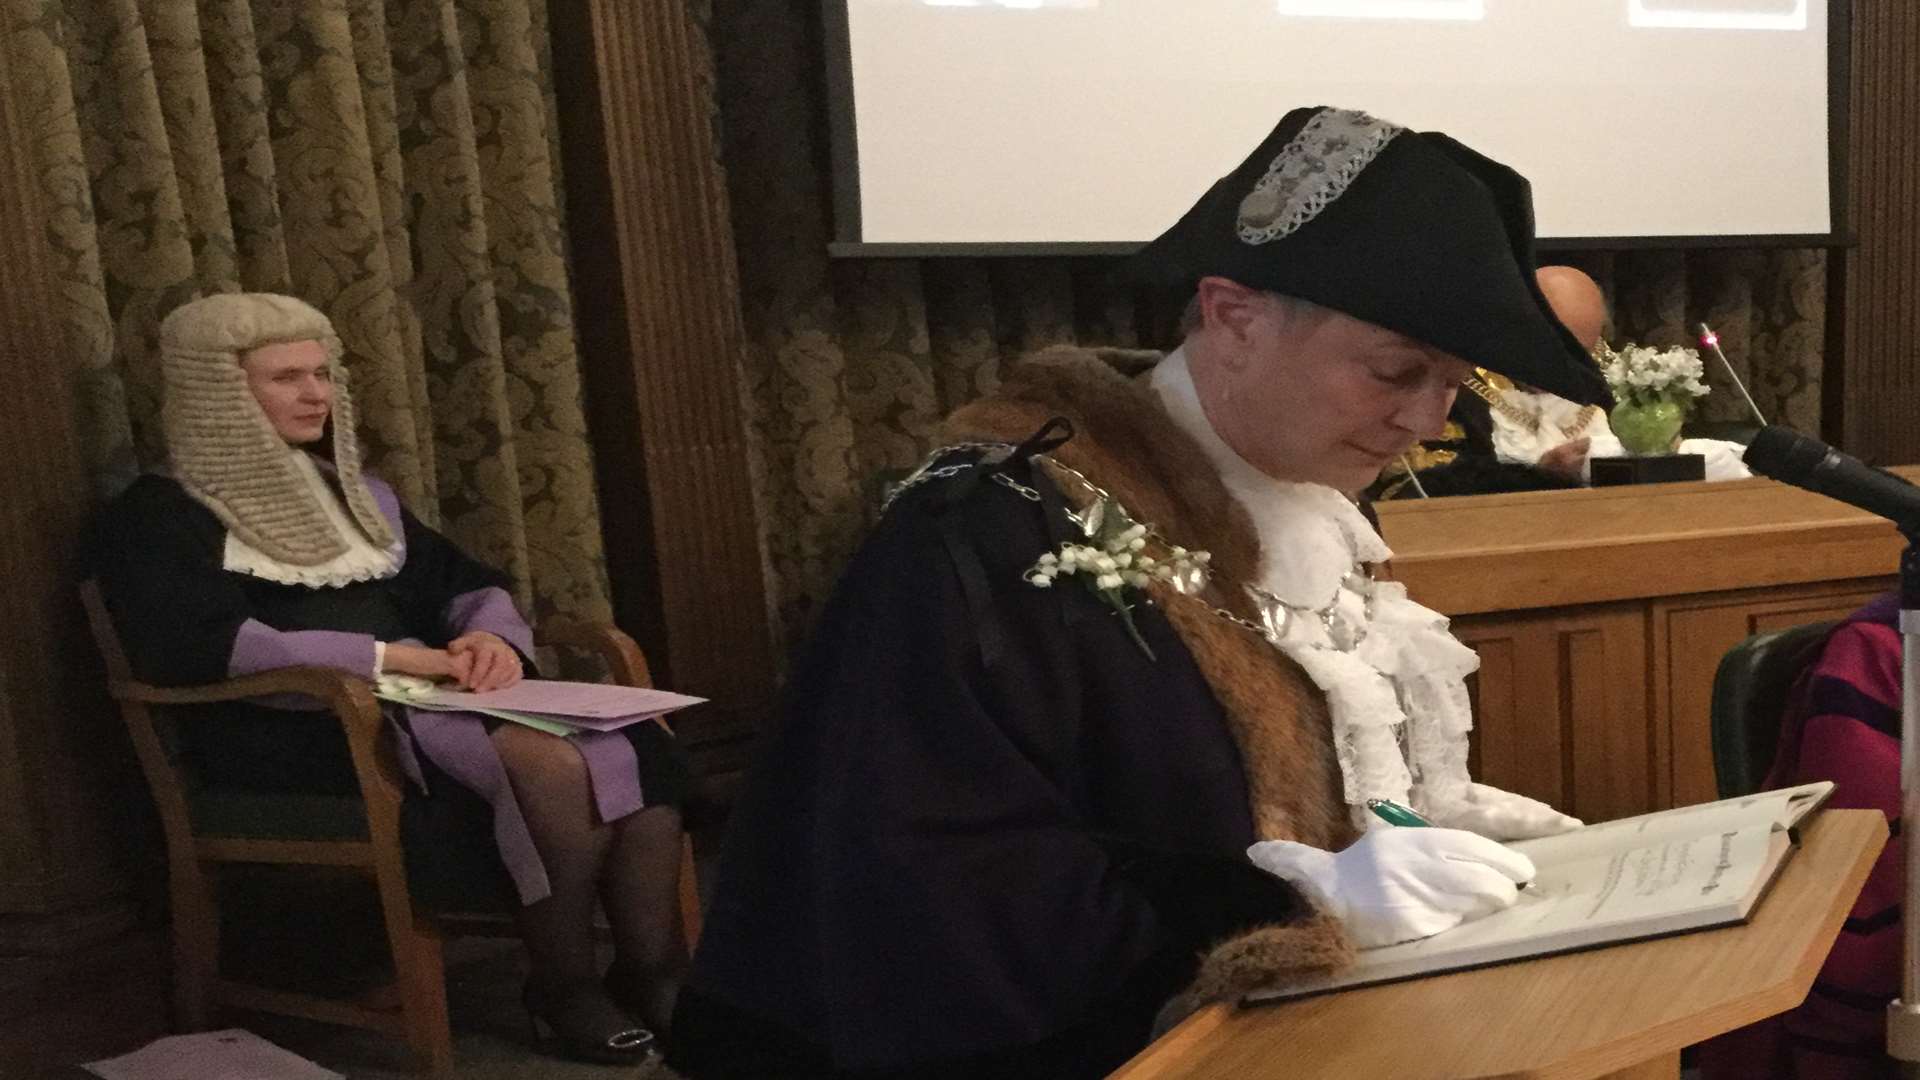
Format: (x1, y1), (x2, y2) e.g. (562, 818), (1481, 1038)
(536, 619), (653, 689)
(108, 667), (401, 813)
(110, 665), (379, 718)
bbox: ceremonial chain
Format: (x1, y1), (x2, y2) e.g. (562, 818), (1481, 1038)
(889, 444), (1376, 653)
(1461, 370), (1600, 439)
(882, 442), (1042, 511)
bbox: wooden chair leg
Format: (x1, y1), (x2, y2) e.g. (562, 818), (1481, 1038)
(372, 871), (453, 1077)
(169, 859), (221, 1031)
(396, 922), (454, 1078)
(678, 835), (702, 951)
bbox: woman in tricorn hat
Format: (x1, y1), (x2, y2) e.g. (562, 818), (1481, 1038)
(670, 105), (1609, 1079)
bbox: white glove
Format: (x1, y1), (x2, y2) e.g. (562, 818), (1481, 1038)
(1248, 827), (1536, 949)
(1423, 782), (1582, 841)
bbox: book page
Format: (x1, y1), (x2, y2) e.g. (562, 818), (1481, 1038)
(1537, 824), (1778, 927)
(1512, 781), (1830, 868)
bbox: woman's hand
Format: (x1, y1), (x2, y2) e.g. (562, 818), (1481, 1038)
(1537, 437), (1591, 482)
(448, 631), (524, 693)
(382, 643), (473, 686)
(1421, 782), (1583, 840)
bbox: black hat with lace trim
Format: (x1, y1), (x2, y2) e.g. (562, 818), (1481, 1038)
(1130, 105), (1611, 407)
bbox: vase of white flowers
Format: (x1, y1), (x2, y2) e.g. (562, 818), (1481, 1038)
(1598, 342), (1710, 455)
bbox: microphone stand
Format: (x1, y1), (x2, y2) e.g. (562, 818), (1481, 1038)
(1891, 535), (1920, 1075)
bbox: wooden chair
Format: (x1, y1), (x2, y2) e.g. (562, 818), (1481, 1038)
(79, 581), (701, 1076)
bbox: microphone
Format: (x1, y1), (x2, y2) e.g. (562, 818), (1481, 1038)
(1745, 426), (1920, 531)
(1697, 323), (1769, 427)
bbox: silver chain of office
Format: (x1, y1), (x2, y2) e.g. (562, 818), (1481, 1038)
(887, 444), (1376, 653)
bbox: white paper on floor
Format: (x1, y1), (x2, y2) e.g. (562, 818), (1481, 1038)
(84, 1028), (344, 1080)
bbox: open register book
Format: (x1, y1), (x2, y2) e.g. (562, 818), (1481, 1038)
(1247, 780), (1836, 1003)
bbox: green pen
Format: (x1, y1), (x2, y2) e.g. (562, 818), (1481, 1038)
(1367, 798), (1532, 890)
(1366, 798), (1433, 828)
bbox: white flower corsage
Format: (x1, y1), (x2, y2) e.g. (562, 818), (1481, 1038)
(1023, 495), (1210, 658)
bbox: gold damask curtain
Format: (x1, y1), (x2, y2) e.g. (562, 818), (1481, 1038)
(3, 0), (610, 623)
(704, 0), (1828, 654)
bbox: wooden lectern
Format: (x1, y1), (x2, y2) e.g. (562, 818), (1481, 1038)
(1374, 473), (1917, 825)
(1112, 810), (1888, 1080)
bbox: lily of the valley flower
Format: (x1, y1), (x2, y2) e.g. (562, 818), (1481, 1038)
(1024, 507), (1212, 659)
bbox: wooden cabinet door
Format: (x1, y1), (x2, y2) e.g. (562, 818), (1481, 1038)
(1654, 578), (1893, 808)
(1451, 603), (1652, 825)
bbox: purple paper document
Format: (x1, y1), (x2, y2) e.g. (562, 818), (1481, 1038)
(378, 677), (705, 733)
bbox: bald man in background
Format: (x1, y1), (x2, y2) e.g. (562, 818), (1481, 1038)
(1375, 265), (1749, 499)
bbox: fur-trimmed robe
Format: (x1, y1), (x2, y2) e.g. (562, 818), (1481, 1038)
(671, 347), (1358, 1080)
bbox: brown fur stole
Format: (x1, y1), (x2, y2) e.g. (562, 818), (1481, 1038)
(945, 344), (1360, 1008)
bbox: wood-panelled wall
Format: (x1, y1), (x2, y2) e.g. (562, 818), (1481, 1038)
(1839, 1), (1920, 463)
(547, 2), (777, 793)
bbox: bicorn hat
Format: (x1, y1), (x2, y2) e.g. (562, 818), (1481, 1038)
(1132, 105), (1611, 406)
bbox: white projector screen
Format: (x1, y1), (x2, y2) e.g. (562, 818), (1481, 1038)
(828, 0), (1841, 251)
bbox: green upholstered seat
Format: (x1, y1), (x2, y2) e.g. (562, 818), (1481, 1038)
(1709, 620), (1836, 798)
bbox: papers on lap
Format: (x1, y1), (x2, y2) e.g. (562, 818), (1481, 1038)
(1248, 780), (1836, 1003)
(374, 676), (704, 736)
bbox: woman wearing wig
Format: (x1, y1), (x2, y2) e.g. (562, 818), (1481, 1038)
(90, 292), (687, 1065)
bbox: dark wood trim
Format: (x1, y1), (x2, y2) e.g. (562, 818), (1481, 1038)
(548, 1), (777, 780)
(1837, 0), (1920, 464)
(1830, 0), (1854, 243)
(824, 234), (1856, 262)
(822, 0), (862, 247)
(0, 40), (132, 914)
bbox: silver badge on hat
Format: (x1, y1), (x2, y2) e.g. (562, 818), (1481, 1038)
(1236, 108), (1405, 245)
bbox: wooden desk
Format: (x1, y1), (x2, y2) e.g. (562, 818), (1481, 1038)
(1114, 809), (1888, 1080)
(1375, 474), (1914, 821)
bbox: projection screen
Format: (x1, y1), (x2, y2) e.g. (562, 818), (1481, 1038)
(826, 0), (1843, 252)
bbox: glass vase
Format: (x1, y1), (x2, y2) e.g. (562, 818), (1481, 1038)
(1610, 397), (1686, 456)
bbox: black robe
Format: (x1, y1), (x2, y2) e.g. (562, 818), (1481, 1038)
(670, 443), (1316, 1079)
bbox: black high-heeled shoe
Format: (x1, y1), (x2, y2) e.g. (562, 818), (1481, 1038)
(603, 957), (681, 1038)
(523, 979), (655, 1065)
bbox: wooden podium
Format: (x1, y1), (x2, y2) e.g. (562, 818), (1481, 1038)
(1372, 474), (1917, 826)
(1112, 810), (1888, 1080)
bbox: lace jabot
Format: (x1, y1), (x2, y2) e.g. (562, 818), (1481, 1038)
(221, 449), (402, 588)
(1149, 350), (1482, 832)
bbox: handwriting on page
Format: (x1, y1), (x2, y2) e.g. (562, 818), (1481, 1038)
(1582, 829), (1762, 922)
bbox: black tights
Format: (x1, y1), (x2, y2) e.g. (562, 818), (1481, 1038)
(492, 724), (688, 1033)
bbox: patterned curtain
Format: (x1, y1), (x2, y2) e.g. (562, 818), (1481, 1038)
(706, 0), (1828, 656)
(3, 0), (611, 624)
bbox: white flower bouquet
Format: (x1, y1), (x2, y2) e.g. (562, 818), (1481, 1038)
(1598, 342), (1710, 408)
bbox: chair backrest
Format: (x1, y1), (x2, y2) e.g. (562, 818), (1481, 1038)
(1710, 620), (1837, 798)
(80, 578), (188, 763)
(79, 579), (133, 681)
(80, 578), (211, 845)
